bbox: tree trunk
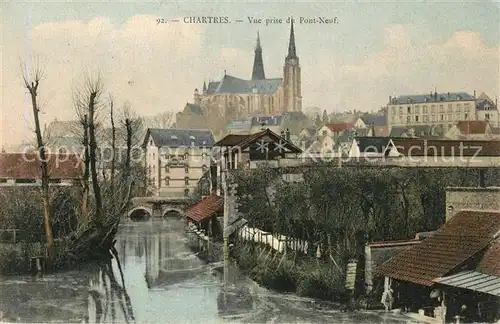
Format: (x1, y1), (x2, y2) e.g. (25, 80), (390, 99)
(81, 114), (90, 220)
(110, 97), (116, 193)
(27, 80), (54, 264)
(88, 92), (104, 224)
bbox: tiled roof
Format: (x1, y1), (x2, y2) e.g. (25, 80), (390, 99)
(212, 75), (282, 94)
(457, 120), (490, 135)
(476, 239), (500, 277)
(391, 139), (500, 156)
(0, 153), (83, 180)
(391, 92), (474, 104)
(185, 195), (223, 222)
(361, 114), (387, 126)
(144, 128), (215, 148)
(325, 123), (354, 133)
(374, 210), (500, 286)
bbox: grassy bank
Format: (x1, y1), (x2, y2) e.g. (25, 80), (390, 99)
(232, 240), (350, 303)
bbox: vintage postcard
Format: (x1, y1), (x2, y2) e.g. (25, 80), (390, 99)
(0, 1), (499, 323)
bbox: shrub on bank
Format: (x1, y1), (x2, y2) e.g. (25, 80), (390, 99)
(232, 241), (347, 302)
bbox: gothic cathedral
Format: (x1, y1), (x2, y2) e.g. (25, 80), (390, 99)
(176, 21), (302, 136)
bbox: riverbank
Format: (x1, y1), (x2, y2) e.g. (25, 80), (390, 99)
(231, 240), (353, 304)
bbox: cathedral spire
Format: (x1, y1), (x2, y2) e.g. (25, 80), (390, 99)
(251, 31), (266, 80)
(287, 20), (297, 59)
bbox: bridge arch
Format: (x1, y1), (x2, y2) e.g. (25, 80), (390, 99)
(128, 206), (152, 221)
(162, 207), (184, 219)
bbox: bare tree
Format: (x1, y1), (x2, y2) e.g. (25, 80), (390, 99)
(73, 72), (105, 225)
(21, 59), (54, 262)
(109, 94), (116, 191)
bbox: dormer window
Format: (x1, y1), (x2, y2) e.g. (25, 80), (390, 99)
(189, 135), (195, 140)
(170, 135), (178, 140)
(456, 95), (461, 100)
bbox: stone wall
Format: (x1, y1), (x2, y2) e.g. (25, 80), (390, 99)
(445, 187), (500, 221)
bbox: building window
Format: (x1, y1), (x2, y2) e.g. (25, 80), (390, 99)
(423, 105), (428, 114)
(415, 116), (419, 122)
(185, 177), (189, 186)
(407, 106), (411, 114)
(391, 107), (396, 114)
(447, 104), (452, 112)
(184, 188), (189, 197)
(406, 116), (411, 123)
(165, 164), (169, 172)
(415, 106), (420, 114)
(322, 130), (327, 136)
(150, 140), (153, 145)
(153, 153), (155, 160)
(440, 115), (444, 121)
(185, 166), (189, 173)
(465, 113), (468, 119)
(486, 114), (490, 120)
(165, 177), (170, 186)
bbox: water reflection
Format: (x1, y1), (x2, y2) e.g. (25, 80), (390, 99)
(0, 219), (411, 323)
(85, 252), (135, 323)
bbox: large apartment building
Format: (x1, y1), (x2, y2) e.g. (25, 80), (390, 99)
(143, 128), (214, 197)
(387, 91), (476, 130)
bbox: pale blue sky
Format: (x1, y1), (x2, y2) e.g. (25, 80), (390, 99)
(1, 1), (499, 147)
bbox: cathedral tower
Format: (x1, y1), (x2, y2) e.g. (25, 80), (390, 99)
(283, 21), (302, 111)
(251, 31), (266, 80)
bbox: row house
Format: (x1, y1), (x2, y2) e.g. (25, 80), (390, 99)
(343, 137), (500, 167)
(387, 91), (476, 129)
(0, 153), (82, 186)
(142, 128), (215, 197)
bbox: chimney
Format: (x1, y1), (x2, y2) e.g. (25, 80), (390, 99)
(479, 169), (486, 187)
(285, 128), (290, 141)
(389, 96), (392, 104)
(474, 90), (476, 99)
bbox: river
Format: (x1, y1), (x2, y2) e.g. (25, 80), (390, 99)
(0, 219), (411, 323)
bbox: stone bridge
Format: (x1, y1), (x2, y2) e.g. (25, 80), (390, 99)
(127, 196), (191, 220)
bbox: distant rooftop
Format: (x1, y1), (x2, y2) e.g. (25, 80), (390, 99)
(390, 92), (474, 105)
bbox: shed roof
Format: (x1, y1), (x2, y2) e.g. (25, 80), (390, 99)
(0, 153), (83, 180)
(185, 195), (223, 223)
(391, 139), (500, 156)
(433, 270), (500, 297)
(373, 210), (500, 286)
